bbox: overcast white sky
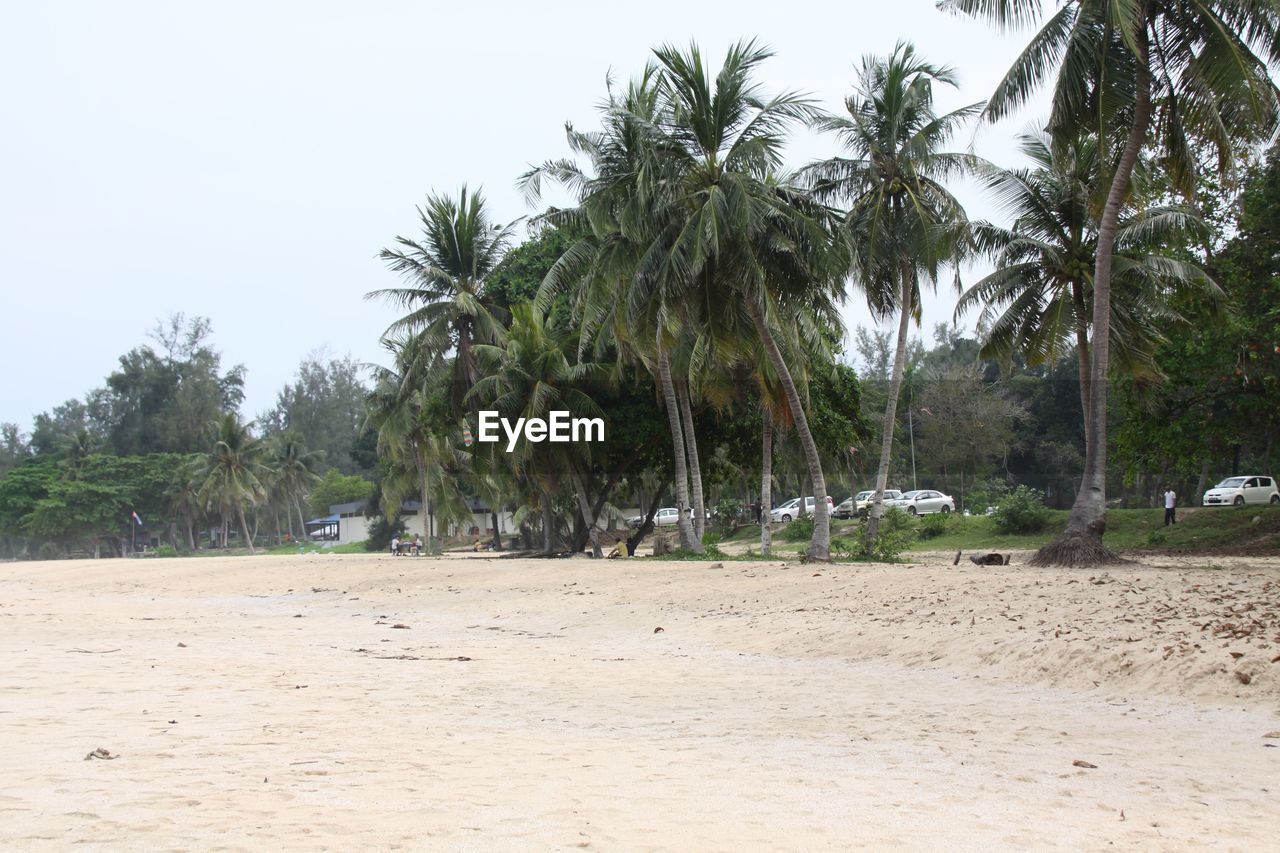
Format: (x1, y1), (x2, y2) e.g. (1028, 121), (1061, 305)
(1, 0), (1049, 431)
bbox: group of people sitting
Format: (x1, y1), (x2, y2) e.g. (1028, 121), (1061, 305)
(389, 535), (423, 556)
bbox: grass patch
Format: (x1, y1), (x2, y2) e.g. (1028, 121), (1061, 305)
(909, 506), (1280, 554)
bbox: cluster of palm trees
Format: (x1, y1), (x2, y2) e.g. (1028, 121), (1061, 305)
(367, 0), (1279, 565)
(168, 414), (324, 553)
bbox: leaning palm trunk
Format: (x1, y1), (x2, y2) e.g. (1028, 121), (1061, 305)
(677, 381), (706, 540)
(760, 405), (774, 556)
(1031, 33), (1152, 567)
(867, 274), (914, 548)
(656, 336), (701, 551)
(540, 489), (556, 554)
(237, 504), (255, 554)
(748, 302), (830, 561)
(1071, 281), (1092, 435)
(569, 464), (603, 558)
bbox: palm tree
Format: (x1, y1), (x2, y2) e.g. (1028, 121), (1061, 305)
(196, 413), (269, 553)
(958, 130), (1216, 433)
(270, 432), (324, 540)
(945, 0), (1280, 565)
(805, 42), (977, 546)
(369, 187), (517, 410)
(639, 41), (845, 561)
(523, 68), (707, 553)
(468, 303), (610, 556)
(365, 335), (463, 554)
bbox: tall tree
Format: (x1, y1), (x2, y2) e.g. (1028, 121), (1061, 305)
(370, 187), (516, 411)
(946, 0), (1280, 565)
(959, 130), (1215, 434)
(805, 42), (976, 547)
(196, 413), (269, 553)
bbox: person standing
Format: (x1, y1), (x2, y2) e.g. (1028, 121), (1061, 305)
(1163, 487), (1177, 526)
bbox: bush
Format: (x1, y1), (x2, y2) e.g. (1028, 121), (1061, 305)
(965, 480), (1009, 515)
(779, 516), (815, 542)
(151, 544), (177, 557)
(856, 508), (917, 560)
(710, 498), (745, 531)
(916, 512), (952, 540)
(701, 530), (722, 548)
(990, 486), (1052, 534)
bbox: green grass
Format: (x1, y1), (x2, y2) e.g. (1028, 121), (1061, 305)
(907, 506), (1280, 554)
(258, 540), (372, 556)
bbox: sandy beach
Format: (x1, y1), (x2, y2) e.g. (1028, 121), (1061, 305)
(1, 551), (1277, 850)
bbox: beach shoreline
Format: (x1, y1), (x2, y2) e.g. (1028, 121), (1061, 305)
(2, 552), (1277, 849)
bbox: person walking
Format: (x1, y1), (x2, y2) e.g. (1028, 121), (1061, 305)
(1163, 487), (1177, 527)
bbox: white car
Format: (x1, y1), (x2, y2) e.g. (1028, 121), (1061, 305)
(887, 489), (956, 515)
(1202, 476), (1279, 507)
(627, 507), (707, 527)
(769, 496), (836, 523)
(853, 489), (903, 517)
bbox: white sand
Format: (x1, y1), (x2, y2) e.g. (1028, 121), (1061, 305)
(1, 551), (1277, 850)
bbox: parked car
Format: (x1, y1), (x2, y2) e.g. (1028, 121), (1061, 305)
(769, 496), (836, 523)
(887, 489), (955, 515)
(851, 489), (904, 517)
(1202, 476), (1279, 506)
(626, 507), (709, 528)
(833, 497), (856, 519)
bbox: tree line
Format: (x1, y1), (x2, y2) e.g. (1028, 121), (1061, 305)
(3, 1), (1278, 565)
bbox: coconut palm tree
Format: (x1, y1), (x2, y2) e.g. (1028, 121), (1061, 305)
(196, 413), (269, 553)
(804, 42), (978, 546)
(641, 41), (845, 561)
(944, 0), (1280, 565)
(270, 432), (324, 540)
(522, 69), (707, 553)
(369, 187), (517, 411)
(365, 334), (463, 553)
(958, 130), (1216, 433)
(468, 303), (610, 556)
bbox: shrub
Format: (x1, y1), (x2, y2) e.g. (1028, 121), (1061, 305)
(990, 486), (1052, 534)
(710, 498), (745, 531)
(151, 544), (177, 557)
(916, 512), (952, 540)
(855, 507), (916, 560)
(965, 479), (1009, 515)
(701, 530), (722, 548)
(779, 516), (815, 542)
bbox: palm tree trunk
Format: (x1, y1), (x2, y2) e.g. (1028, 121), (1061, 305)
(238, 504), (255, 554)
(569, 463), (603, 558)
(541, 489), (556, 554)
(491, 510), (502, 551)
(747, 301), (830, 561)
(760, 404), (773, 556)
(415, 446), (431, 555)
(1071, 280), (1092, 437)
(867, 272), (914, 548)
(1032, 27), (1151, 567)
(656, 333), (701, 552)
(677, 380), (706, 540)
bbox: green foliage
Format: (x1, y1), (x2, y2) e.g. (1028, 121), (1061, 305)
(916, 511), (953, 540)
(701, 530), (721, 547)
(309, 469), (374, 517)
(260, 354), (369, 475)
(779, 516), (816, 542)
(964, 480), (1008, 514)
(991, 486), (1053, 534)
(151, 544), (177, 557)
(709, 497), (745, 531)
(854, 508), (916, 561)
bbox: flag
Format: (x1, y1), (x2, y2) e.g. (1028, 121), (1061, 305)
(131, 510), (143, 527)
